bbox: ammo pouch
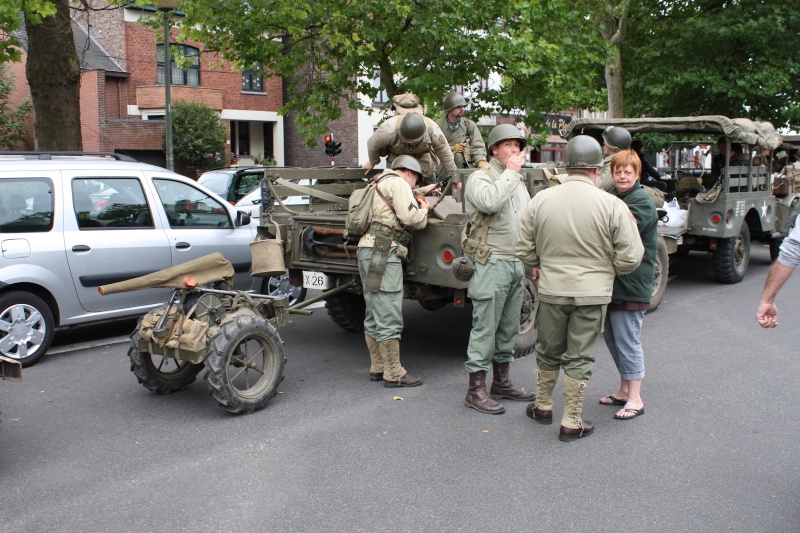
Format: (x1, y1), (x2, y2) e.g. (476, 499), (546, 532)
(461, 213), (492, 265)
(366, 223), (407, 292)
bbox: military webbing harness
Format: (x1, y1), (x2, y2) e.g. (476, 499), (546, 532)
(365, 178), (412, 292)
(462, 213), (492, 265)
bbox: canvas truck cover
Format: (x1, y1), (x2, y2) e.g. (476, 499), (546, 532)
(561, 116), (783, 151)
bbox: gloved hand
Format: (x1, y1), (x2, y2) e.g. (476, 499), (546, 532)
(477, 160), (488, 169)
(450, 143), (466, 153)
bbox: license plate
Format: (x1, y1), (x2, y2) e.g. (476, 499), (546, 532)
(303, 271), (332, 289)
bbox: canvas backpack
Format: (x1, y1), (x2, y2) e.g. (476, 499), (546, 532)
(345, 173), (395, 237)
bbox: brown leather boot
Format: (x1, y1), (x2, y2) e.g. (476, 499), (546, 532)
(525, 402), (553, 425)
(490, 361), (535, 401)
(559, 375), (594, 442)
(465, 371), (505, 414)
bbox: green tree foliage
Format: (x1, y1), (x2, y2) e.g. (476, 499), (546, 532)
(0, 0), (57, 64)
(0, 64), (32, 150)
(624, 0), (800, 130)
(171, 100), (228, 173)
(173, 0), (607, 144)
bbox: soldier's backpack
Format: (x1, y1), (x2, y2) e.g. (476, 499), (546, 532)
(345, 173), (394, 237)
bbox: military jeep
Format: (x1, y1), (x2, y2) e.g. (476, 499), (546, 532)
(249, 162), (669, 357)
(563, 116), (796, 284)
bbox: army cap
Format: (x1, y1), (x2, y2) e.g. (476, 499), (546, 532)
(399, 113), (427, 143)
(565, 135), (603, 168)
(487, 124), (526, 153)
(391, 155), (423, 179)
(443, 92), (468, 112)
(602, 126), (631, 152)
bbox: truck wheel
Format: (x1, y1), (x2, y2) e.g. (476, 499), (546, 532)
(324, 292), (366, 332)
(0, 291), (55, 367)
(514, 269), (538, 358)
(258, 271), (306, 306)
(419, 299), (449, 311)
(713, 222), (750, 284)
(128, 310), (203, 394)
(205, 314), (285, 414)
(647, 237), (669, 314)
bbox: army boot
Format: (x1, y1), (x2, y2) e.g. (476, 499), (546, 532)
(379, 339), (422, 387)
(465, 371), (505, 414)
(490, 361), (535, 401)
(559, 375), (594, 442)
(364, 334), (384, 382)
(526, 368), (558, 425)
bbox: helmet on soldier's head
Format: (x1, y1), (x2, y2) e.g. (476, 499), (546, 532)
(443, 92), (468, 112)
(565, 135), (604, 168)
(602, 126), (631, 152)
(487, 124), (526, 154)
(391, 155), (423, 178)
(399, 113), (427, 142)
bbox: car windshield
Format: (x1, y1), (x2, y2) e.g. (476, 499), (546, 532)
(197, 172), (233, 198)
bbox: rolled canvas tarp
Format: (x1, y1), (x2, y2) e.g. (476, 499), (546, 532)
(98, 252), (234, 295)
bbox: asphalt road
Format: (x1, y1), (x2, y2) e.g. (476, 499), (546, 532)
(2, 244), (799, 532)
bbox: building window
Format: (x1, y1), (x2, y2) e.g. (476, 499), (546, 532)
(242, 68), (264, 92)
(157, 44), (200, 86)
(370, 77), (389, 104)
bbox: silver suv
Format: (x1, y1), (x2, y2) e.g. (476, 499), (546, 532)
(0, 152), (256, 367)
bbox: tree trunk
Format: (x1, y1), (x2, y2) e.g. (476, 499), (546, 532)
(25, 0), (82, 151)
(605, 45), (624, 118)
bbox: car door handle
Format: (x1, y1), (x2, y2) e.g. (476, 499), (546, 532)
(72, 245), (91, 252)
(175, 242), (191, 249)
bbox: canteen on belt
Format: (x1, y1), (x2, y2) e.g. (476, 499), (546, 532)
(452, 255), (476, 282)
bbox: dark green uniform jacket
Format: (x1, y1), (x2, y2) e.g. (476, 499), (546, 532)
(611, 182), (658, 304)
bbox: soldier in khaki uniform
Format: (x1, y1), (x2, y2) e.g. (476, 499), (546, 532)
(462, 124), (536, 415)
(359, 156), (431, 387)
(435, 92), (488, 172)
(596, 126), (632, 192)
(362, 112), (457, 181)
(515, 135), (644, 441)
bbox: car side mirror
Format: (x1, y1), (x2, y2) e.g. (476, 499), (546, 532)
(235, 210), (251, 226)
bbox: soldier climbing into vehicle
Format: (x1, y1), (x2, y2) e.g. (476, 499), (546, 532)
(362, 100), (457, 183)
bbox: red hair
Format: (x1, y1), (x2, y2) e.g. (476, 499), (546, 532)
(611, 149), (641, 178)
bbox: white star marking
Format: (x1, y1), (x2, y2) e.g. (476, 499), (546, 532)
(761, 201), (769, 219)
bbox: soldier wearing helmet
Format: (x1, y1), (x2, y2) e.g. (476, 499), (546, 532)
(515, 135), (644, 442)
(362, 110), (457, 182)
(435, 92), (488, 172)
(597, 126), (632, 191)
(462, 123), (535, 415)
(357, 155), (431, 388)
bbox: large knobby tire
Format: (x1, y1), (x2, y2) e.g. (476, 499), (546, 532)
(647, 237), (670, 314)
(128, 307), (204, 394)
(713, 222), (750, 284)
(0, 291), (55, 367)
(258, 271), (306, 307)
(324, 292), (366, 332)
(514, 269), (538, 358)
(419, 298), (449, 311)
(205, 314), (285, 414)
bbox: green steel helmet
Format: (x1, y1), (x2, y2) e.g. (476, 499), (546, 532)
(602, 126), (631, 152)
(443, 92), (468, 112)
(565, 135), (604, 168)
(399, 112), (427, 142)
(391, 155), (423, 177)
(487, 124), (527, 154)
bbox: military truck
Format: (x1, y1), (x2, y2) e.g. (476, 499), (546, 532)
(562, 116), (795, 283)
(250, 162), (669, 356)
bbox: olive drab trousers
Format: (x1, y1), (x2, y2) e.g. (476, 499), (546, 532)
(534, 302), (606, 381)
(464, 259), (525, 374)
(357, 247), (404, 341)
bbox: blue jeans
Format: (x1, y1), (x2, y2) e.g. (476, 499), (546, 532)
(602, 309), (645, 380)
